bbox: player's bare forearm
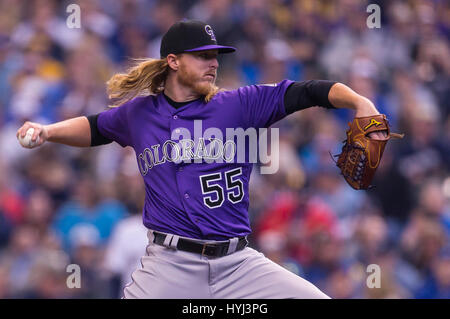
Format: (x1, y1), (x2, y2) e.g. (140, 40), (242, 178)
(328, 83), (388, 139)
(45, 116), (91, 147)
(17, 116), (91, 148)
(328, 83), (380, 117)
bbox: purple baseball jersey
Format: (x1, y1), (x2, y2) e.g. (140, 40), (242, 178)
(97, 79), (294, 240)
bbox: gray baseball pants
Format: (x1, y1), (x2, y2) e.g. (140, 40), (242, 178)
(122, 230), (330, 299)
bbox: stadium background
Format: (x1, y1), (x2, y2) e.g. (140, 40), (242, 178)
(0, 0), (449, 298)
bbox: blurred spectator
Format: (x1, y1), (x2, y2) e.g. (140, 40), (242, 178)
(0, 224), (40, 295)
(417, 178), (450, 234)
(68, 233), (108, 298)
(20, 248), (71, 298)
(52, 175), (127, 252)
(352, 212), (389, 264)
(363, 250), (411, 299)
(22, 188), (54, 236)
(415, 245), (450, 299)
(102, 209), (148, 298)
(257, 230), (304, 277)
(325, 268), (360, 299)
(368, 147), (414, 223)
(401, 213), (447, 273)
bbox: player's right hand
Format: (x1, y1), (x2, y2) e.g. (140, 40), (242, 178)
(16, 121), (49, 148)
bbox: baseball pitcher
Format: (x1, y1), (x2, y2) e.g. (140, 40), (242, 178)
(17, 20), (402, 298)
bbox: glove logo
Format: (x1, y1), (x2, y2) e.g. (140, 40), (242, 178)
(334, 114), (404, 190)
(364, 119), (382, 131)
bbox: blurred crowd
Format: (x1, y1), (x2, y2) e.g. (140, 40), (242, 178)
(0, 0), (449, 299)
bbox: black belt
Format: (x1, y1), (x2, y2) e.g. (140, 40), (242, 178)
(152, 232), (248, 257)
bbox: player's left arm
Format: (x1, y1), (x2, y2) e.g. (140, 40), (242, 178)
(327, 83), (386, 139)
(285, 81), (386, 139)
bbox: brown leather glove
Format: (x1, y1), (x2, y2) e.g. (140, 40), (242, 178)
(334, 114), (404, 190)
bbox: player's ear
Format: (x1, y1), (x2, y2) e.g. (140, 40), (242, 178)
(166, 54), (180, 71)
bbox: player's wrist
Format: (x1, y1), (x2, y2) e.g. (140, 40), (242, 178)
(354, 98), (380, 117)
(42, 124), (51, 141)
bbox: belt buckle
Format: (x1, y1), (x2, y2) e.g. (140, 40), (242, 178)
(201, 242), (219, 257)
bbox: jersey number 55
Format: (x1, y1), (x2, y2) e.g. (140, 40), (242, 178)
(199, 168), (244, 209)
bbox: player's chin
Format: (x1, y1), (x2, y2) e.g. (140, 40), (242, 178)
(196, 80), (214, 88)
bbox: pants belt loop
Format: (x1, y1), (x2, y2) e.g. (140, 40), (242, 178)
(169, 235), (180, 249)
(147, 230), (155, 243)
(226, 237), (239, 255)
(163, 234), (173, 248)
(146, 230), (156, 255)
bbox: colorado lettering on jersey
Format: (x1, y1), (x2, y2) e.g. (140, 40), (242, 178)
(137, 137), (237, 176)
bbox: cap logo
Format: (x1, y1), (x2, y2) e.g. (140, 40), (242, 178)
(205, 25), (216, 42)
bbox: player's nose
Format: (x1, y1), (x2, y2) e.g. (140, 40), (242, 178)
(209, 57), (219, 69)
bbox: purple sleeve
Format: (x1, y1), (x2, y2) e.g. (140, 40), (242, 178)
(97, 103), (132, 148)
(238, 79), (294, 129)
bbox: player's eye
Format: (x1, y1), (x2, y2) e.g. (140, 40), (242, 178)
(198, 53), (217, 60)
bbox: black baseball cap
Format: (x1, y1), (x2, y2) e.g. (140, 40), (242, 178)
(160, 20), (236, 58)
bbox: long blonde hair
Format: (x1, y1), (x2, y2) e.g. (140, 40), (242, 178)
(106, 57), (220, 107)
(107, 58), (168, 107)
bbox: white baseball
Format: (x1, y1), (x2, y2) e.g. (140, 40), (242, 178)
(18, 127), (40, 148)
